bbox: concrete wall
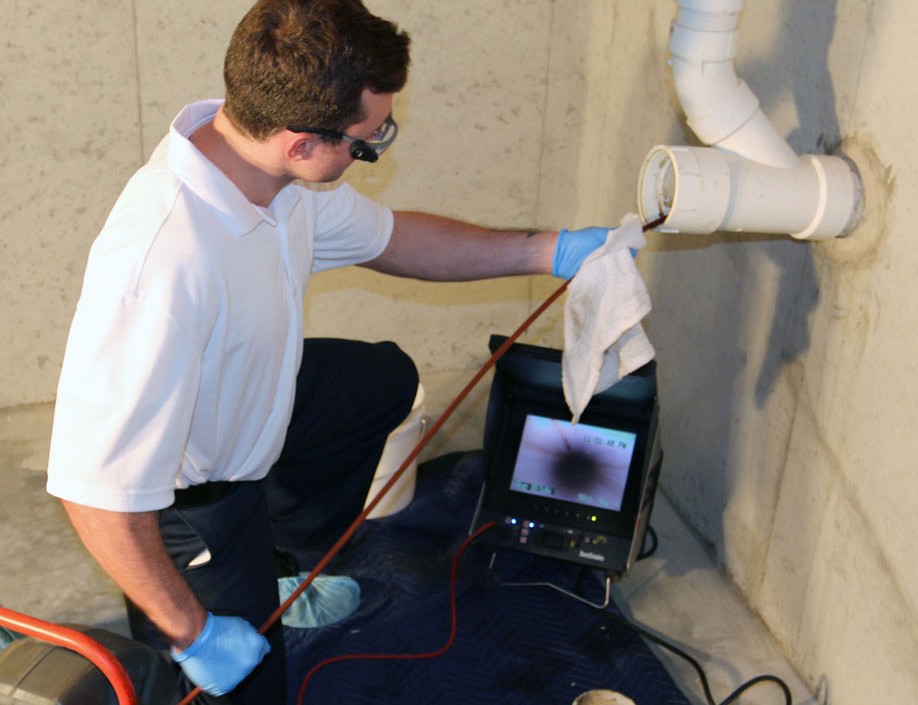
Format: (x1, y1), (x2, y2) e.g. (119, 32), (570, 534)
(572, 1), (918, 703)
(2, 1), (916, 704)
(0, 0), (254, 408)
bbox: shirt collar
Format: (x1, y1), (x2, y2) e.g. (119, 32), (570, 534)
(166, 100), (279, 236)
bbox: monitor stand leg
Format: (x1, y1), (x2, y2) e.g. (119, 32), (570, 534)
(485, 551), (613, 610)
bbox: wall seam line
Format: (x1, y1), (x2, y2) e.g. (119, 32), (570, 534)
(130, 0), (145, 164)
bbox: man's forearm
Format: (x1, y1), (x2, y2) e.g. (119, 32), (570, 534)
(365, 211), (558, 281)
(61, 500), (207, 650)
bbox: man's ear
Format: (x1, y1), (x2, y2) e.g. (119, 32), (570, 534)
(286, 133), (318, 161)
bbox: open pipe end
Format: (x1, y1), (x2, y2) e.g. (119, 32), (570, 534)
(637, 146), (676, 232)
(637, 145), (729, 234)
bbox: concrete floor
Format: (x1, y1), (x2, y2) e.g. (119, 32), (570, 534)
(0, 403), (817, 705)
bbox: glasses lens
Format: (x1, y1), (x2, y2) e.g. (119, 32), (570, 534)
(366, 116), (398, 154)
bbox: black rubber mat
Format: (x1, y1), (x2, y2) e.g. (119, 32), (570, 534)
(285, 452), (691, 705)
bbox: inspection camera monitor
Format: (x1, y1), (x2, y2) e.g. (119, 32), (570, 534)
(471, 335), (662, 578)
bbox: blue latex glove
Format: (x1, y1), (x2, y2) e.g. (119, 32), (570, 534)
(551, 227), (610, 279)
(171, 612), (271, 696)
(552, 226), (640, 278)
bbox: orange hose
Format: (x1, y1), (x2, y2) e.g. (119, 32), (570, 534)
(177, 214), (665, 704)
(176, 277), (572, 705)
(0, 606), (138, 705)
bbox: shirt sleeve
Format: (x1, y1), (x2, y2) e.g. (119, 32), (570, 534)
(310, 182), (394, 272)
(46, 290), (202, 512)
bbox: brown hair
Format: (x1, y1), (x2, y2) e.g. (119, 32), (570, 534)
(223, 0), (411, 140)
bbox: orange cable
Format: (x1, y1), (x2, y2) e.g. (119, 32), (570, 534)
(176, 215), (665, 704)
(176, 276), (571, 705)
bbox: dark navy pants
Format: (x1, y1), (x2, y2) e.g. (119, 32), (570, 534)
(127, 339), (419, 704)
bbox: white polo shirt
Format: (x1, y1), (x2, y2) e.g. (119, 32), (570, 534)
(46, 100), (393, 512)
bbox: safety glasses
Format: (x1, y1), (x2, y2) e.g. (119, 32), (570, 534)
(287, 115), (398, 163)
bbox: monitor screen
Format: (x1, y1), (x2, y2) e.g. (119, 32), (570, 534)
(509, 414), (637, 512)
(472, 335), (661, 574)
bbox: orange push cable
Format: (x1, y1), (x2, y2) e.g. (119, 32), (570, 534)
(0, 606), (138, 705)
(176, 275), (570, 705)
(177, 216), (665, 705)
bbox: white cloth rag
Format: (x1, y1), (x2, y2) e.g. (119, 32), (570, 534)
(563, 212), (655, 423)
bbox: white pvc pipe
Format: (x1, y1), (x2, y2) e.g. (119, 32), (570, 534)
(635, 0), (863, 239)
(638, 145), (863, 240)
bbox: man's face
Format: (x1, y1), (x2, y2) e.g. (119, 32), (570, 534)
(296, 89), (396, 183)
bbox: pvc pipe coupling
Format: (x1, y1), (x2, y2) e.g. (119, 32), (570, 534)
(637, 145), (864, 240)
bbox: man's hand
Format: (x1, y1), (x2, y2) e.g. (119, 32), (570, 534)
(551, 226), (610, 279)
(171, 612), (271, 696)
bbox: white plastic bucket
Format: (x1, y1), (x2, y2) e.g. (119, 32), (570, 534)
(572, 692), (636, 705)
(363, 384), (427, 518)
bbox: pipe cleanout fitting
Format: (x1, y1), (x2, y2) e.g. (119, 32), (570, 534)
(638, 0), (865, 240)
(638, 145), (863, 240)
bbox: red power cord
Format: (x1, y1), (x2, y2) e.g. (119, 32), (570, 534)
(0, 606), (138, 705)
(295, 520), (497, 704)
(176, 215), (665, 705)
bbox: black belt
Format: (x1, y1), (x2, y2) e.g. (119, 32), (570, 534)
(173, 481), (235, 508)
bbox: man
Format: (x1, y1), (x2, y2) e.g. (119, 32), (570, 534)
(46, 0), (609, 702)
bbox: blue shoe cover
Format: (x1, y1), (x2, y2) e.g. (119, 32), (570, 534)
(0, 627), (20, 652)
(276, 574), (361, 629)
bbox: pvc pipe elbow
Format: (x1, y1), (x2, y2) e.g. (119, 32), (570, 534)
(669, 1), (798, 168)
(637, 145), (864, 240)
